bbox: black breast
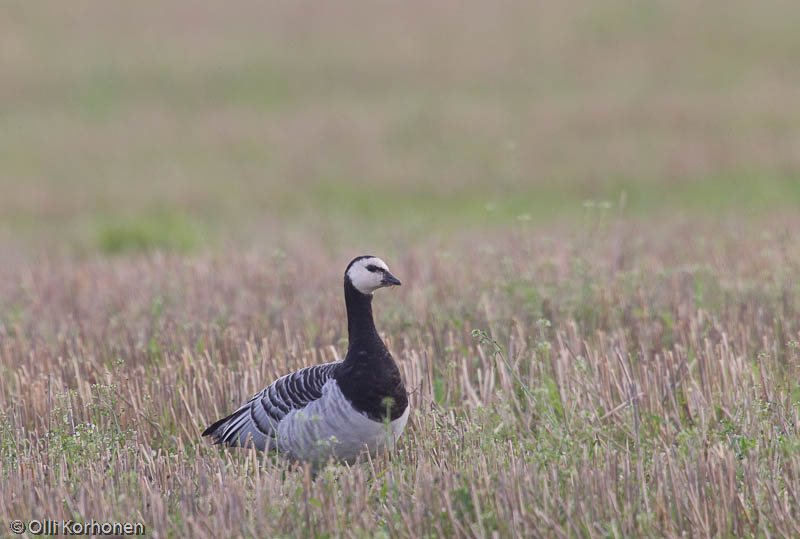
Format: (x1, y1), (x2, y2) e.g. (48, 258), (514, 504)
(334, 348), (408, 421)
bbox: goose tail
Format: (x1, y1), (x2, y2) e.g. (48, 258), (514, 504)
(202, 409), (243, 441)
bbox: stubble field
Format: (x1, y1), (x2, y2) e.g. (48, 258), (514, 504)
(3, 220), (800, 537)
(3, 1), (800, 537)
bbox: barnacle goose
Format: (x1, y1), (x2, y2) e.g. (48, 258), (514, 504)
(202, 255), (409, 464)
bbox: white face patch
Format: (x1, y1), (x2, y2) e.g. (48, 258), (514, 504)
(347, 257), (392, 294)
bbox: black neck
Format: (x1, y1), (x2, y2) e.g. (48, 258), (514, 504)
(344, 279), (382, 354)
(337, 277), (408, 421)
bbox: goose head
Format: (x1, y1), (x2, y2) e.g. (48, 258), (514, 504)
(345, 256), (401, 295)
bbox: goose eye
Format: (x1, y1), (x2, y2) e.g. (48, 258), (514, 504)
(366, 265), (381, 272)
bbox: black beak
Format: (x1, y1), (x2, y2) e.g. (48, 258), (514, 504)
(381, 271), (402, 286)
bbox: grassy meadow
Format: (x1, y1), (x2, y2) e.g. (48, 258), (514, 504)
(2, 1), (800, 537)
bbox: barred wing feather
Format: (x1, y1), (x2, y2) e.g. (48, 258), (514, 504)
(202, 361), (341, 451)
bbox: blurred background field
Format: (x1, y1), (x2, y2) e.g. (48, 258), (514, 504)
(2, 0), (799, 254)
